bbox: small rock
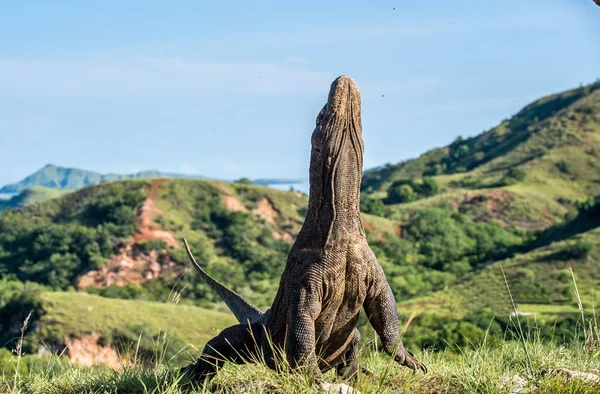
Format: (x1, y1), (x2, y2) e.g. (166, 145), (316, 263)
(320, 382), (361, 394)
(236, 381), (275, 393)
(542, 368), (600, 383)
(500, 374), (528, 394)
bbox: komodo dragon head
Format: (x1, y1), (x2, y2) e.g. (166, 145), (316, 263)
(300, 75), (365, 246)
(309, 75), (364, 206)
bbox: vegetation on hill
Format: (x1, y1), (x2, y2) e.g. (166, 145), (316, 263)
(361, 81), (600, 197)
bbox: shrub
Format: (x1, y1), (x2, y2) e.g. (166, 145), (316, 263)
(502, 167), (527, 185)
(386, 177), (440, 204)
(360, 196), (386, 217)
(388, 184), (417, 204)
(507, 167), (526, 181)
(556, 159), (575, 176)
(563, 239), (593, 260)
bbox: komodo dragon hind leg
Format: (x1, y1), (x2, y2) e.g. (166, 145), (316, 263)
(335, 329), (361, 381)
(180, 322), (265, 384)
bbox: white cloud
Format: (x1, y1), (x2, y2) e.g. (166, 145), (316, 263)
(0, 57), (334, 99)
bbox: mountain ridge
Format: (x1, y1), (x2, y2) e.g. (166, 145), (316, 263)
(0, 163), (303, 194)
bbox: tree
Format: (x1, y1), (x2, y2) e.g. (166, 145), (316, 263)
(420, 177), (440, 197)
(234, 178), (252, 185)
(360, 196), (386, 217)
(388, 183), (417, 204)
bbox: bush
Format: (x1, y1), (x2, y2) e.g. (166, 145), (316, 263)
(388, 184), (417, 204)
(556, 159), (575, 176)
(507, 167), (526, 181)
(386, 177), (441, 204)
(563, 239), (593, 260)
(420, 177), (440, 197)
(234, 178), (252, 185)
(135, 239), (168, 254)
(502, 167), (527, 185)
(360, 196), (386, 217)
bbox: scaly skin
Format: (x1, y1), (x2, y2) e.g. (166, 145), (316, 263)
(181, 76), (427, 390)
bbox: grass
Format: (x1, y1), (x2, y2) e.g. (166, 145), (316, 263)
(32, 291), (236, 365)
(5, 266), (599, 393)
(2, 239), (600, 393)
(3, 334), (600, 393)
(517, 304), (580, 314)
(383, 187), (567, 231)
(413, 225), (600, 317)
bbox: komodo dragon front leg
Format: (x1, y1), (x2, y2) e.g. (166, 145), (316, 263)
(364, 258), (427, 373)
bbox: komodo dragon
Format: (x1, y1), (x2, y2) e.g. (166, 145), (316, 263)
(180, 75), (427, 391)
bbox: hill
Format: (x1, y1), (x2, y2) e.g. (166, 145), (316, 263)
(362, 81), (600, 197)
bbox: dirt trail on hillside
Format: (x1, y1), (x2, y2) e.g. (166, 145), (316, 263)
(76, 179), (182, 289)
(133, 179), (179, 248)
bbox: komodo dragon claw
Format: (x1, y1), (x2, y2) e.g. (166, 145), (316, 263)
(395, 349), (428, 374)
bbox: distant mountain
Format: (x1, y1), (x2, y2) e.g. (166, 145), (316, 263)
(252, 178), (305, 186)
(0, 164), (303, 194)
(0, 164), (174, 194)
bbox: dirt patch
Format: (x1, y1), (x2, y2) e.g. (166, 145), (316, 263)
(133, 179), (179, 248)
(76, 245), (181, 288)
(216, 182), (248, 213)
(77, 179), (184, 289)
(454, 189), (555, 230)
(215, 181), (231, 194)
(273, 230), (294, 242)
(67, 333), (129, 370)
(223, 195), (248, 212)
(254, 197), (279, 224)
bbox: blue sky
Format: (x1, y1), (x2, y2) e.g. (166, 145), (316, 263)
(1, 0), (599, 187)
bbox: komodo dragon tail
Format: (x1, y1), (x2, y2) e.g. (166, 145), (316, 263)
(183, 238), (262, 324)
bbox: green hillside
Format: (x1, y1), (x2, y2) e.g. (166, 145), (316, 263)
(435, 197), (600, 315)
(362, 81), (600, 197)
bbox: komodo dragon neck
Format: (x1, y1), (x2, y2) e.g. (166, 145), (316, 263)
(296, 76), (366, 248)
